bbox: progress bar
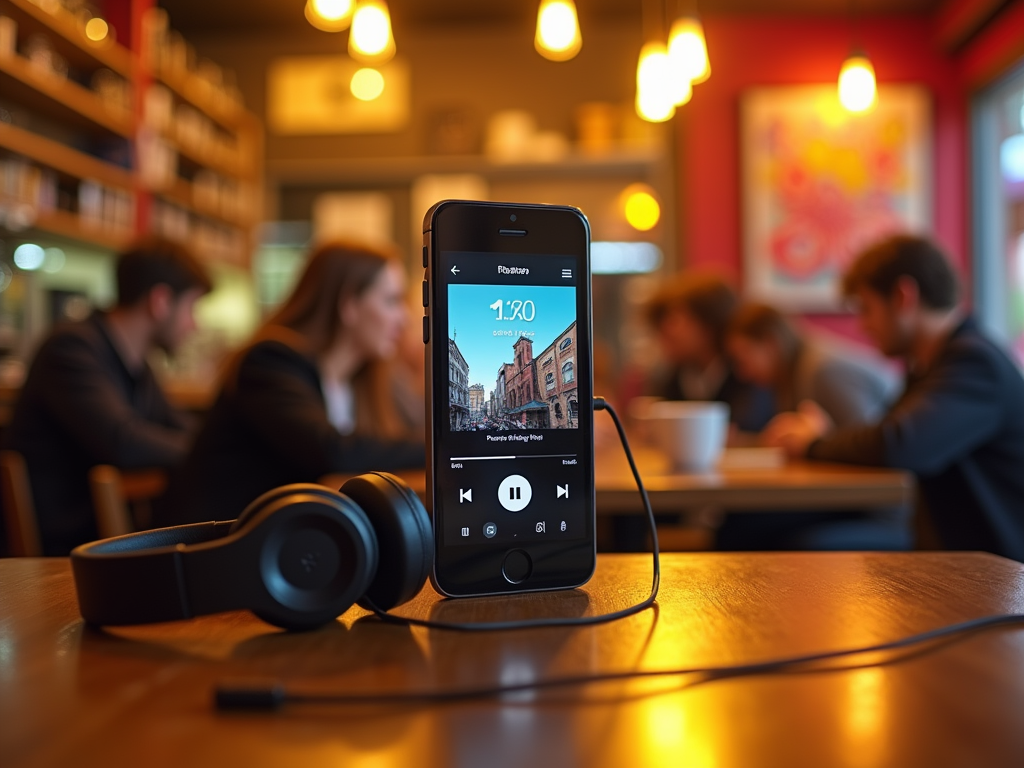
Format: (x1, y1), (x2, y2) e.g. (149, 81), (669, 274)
(450, 453), (578, 461)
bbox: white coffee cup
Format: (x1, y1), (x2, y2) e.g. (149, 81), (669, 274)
(646, 400), (729, 472)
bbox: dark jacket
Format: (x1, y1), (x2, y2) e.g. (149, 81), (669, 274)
(3, 313), (189, 555)
(158, 340), (425, 524)
(809, 318), (1024, 561)
(650, 364), (776, 433)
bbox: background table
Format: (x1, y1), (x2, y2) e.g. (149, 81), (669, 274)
(593, 447), (914, 514)
(323, 450), (914, 515)
(3, 552), (1023, 768)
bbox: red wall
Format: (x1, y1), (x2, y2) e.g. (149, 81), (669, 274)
(677, 15), (967, 294)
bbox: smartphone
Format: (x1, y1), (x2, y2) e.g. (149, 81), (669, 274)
(422, 200), (596, 597)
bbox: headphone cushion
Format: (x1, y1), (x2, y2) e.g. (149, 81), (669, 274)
(339, 472), (433, 611)
(230, 484), (380, 630)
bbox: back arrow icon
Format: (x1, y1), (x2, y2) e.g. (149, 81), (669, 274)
(451, 265), (460, 275)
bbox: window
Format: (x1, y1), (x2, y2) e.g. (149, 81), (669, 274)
(554, 402), (563, 420)
(569, 399), (578, 419)
(974, 62), (1024, 363)
(545, 372), (555, 390)
(543, 357), (553, 366)
(562, 360), (574, 383)
(559, 337), (573, 351)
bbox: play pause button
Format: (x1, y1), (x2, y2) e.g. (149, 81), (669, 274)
(497, 474), (532, 512)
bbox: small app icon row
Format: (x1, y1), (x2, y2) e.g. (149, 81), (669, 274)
(460, 519), (568, 538)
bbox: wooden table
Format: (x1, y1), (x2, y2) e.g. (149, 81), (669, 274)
(3, 553), (1023, 768)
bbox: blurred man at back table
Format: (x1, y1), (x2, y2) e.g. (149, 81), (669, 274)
(767, 235), (1024, 560)
(3, 237), (211, 555)
(645, 272), (775, 433)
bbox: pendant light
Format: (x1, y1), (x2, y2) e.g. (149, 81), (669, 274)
(635, 42), (675, 123)
(535, 0), (582, 61)
(838, 53), (876, 112)
(349, 0), (396, 64)
(305, 0), (354, 32)
(667, 15), (710, 89)
(838, 1), (875, 112)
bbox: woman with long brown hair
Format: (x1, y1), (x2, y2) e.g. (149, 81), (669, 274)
(159, 241), (424, 523)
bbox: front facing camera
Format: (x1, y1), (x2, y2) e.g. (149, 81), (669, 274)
(510, 214), (517, 222)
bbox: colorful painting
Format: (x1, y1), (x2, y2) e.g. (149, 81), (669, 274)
(741, 85), (931, 309)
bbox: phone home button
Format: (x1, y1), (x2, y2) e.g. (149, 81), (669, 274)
(501, 549), (532, 584)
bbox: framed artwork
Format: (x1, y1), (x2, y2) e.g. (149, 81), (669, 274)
(741, 85), (931, 310)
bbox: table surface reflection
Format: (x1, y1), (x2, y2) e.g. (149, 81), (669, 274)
(3, 552), (1022, 768)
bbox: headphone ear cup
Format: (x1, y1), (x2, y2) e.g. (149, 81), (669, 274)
(339, 473), (433, 611)
(229, 484), (380, 631)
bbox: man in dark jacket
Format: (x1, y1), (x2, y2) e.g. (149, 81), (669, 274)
(767, 235), (1024, 561)
(4, 237), (211, 554)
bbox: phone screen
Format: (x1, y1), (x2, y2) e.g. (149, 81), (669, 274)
(438, 249), (589, 548)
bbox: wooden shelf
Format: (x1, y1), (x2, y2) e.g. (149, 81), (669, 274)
(167, 134), (244, 181)
(0, 53), (133, 137)
(267, 148), (666, 185)
(3, 0), (133, 78)
(0, 201), (132, 251)
(157, 176), (248, 229)
(153, 66), (245, 133)
(0, 121), (133, 190)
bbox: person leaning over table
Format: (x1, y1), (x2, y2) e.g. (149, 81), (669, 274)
(716, 302), (905, 551)
(645, 271), (776, 433)
(765, 234), (1024, 561)
(727, 302), (897, 431)
(3, 237), (211, 555)
(156, 240), (425, 525)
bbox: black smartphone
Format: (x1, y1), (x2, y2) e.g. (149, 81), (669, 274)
(422, 200), (596, 597)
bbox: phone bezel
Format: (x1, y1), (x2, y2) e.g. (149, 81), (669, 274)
(423, 200), (597, 598)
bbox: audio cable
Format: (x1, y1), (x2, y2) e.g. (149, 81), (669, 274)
(216, 611), (1024, 710)
(215, 398), (1024, 712)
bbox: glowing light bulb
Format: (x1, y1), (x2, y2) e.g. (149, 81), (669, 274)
(838, 54), (876, 113)
(349, 0), (396, 64)
(350, 67), (385, 101)
(621, 184), (661, 231)
(535, 0), (582, 62)
(635, 42), (675, 123)
(84, 17), (109, 43)
(13, 243), (45, 271)
(305, 0), (354, 32)
(668, 16), (710, 89)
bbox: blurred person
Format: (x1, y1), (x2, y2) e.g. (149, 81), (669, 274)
(612, 273), (776, 552)
(766, 235), (1024, 560)
(727, 303), (896, 431)
(158, 241), (425, 524)
(645, 272), (775, 434)
(3, 237), (211, 555)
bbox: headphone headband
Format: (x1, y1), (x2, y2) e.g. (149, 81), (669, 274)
(71, 521), (240, 625)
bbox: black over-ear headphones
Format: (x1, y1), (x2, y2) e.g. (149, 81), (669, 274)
(71, 472), (433, 631)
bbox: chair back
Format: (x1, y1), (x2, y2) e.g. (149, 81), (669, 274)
(89, 466), (168, 539)
(89, 465), (133, 539)
(1, 450), (42, 557)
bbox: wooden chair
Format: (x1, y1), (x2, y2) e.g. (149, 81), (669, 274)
(1, 450), (42, 557)
(89, 466), (168, 539)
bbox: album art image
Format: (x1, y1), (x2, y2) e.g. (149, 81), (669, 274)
(448, 284), (579, 431)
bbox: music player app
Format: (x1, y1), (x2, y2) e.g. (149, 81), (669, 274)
(439, 250), (590, 547)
